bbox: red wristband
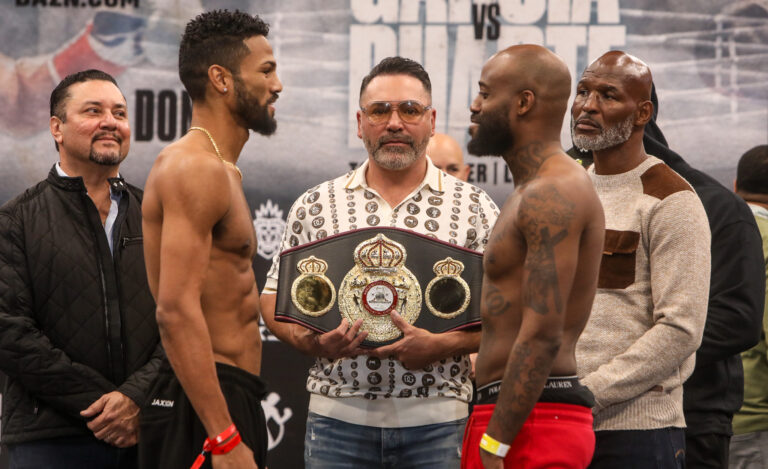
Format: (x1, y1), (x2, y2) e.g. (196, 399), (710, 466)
(211, 432), (242, 455)
(190, 424), (241, 469)
(204, 424), (239, 452)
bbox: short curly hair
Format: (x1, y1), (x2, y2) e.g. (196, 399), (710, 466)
(179, 9), (270, 101)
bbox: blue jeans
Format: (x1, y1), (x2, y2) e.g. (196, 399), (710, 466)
(589, 428), (686, 469)
(304, 412), (465, 469)
(9, 435), (137, 469)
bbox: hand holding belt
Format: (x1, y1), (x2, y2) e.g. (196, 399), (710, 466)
(275, 227), (483, 347)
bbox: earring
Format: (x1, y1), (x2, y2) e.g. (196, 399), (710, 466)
(223, 87), (228, 92)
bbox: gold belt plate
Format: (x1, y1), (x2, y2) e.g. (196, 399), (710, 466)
(338, 233), (422, 342)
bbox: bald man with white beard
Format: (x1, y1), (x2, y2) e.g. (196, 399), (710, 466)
(572, 51), (711, 469)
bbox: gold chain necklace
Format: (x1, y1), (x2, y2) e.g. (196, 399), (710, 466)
(187, 126), (243, 180)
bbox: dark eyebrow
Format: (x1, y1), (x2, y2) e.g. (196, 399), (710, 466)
(81, 101), (126, 108)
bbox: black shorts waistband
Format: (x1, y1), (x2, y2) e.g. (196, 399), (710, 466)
(159, 359), (268, 399)
(476, 377), (595, 408)
(476, 380), (502, 404)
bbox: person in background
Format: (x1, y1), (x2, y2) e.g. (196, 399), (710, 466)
(0, 69), (163, 469)
(645, 88), (764, 469)
(570, 82), (764, 469)
(572, 51), (711, 468)
(730, 145), (768, 469)
(427, 133), (470, 181)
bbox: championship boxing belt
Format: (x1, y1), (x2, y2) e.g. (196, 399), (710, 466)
(275, 227), (483, 348)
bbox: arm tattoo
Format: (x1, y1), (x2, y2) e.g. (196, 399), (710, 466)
(492, 340), (553, 435)
(518, 185), (574, 315)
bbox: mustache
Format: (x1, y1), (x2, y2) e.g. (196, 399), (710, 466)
(574, 116), (602, 129)
(378, 134), (414, 146)
(92, 132), (122, 144)
(267, 93), (279, 105)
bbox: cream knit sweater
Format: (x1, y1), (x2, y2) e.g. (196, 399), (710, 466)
(577, 156), (711, 431)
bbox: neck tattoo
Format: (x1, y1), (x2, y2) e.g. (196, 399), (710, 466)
(188, 126), (243, 180)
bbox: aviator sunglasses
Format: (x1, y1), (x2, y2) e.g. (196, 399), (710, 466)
(360, 100), (432, 125)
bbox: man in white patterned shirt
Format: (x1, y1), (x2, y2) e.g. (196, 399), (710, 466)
(260, 57), (498, 468)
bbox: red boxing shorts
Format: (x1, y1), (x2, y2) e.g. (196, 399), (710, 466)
(461, 402), (595, 468)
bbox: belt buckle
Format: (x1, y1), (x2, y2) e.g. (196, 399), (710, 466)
(338, 233), (422, 343)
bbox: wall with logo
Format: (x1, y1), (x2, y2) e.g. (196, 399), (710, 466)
(0, 0), (766, 468)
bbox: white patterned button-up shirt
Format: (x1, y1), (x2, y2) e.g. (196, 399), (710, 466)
(264, 157), (499, 425)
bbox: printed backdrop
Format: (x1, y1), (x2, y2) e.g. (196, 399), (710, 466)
(0, 0), (765, 467)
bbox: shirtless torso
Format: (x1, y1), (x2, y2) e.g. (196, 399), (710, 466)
(139, 13), (281, 469)
(463, 43), (605, 469)
(475, 152), (604, 386)
(143, 135), (262, 373)
(468, 146), (604, 469)
(141, 131), (264, 469)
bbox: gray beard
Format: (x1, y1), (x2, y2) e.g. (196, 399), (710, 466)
(572, 114), (634, 152)
(89, 149), (123, 166)
(371, 146), (419, 170)
(364, 136), (428, 170)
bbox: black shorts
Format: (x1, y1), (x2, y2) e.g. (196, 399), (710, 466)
(139, 361), (268, 469)
(475, 376), (595, 408)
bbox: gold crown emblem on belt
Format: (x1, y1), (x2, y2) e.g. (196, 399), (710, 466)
(297, 256), (329, 274)
(339, 234), (421, 342)
(354, 233), (405, 271)
(432, 257), (464, 276)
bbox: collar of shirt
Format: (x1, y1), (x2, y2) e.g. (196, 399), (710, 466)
(343, 156), (444, 194)
(56, 162), (123, 254)
(748, 202), (768, 221)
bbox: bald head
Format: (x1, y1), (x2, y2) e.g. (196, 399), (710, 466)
(584, 51), (653, 102)
(483, 44), (572, 128)
(427, 133), (469, 180)
(571, 51), (654, 155)
(469, 44), (572, 156)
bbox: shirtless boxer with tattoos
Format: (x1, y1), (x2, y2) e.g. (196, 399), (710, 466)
(461, 44), (605, 469)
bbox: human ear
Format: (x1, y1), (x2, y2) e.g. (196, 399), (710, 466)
(517, 90), (535, 116)
(207, 64), (231, 95)
(356, 110), (363, 139)
(50, 116), (64, 146)
(635, 100), (653, 126)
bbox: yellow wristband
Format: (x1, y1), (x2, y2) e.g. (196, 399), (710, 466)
(479, 432), (510, 458)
